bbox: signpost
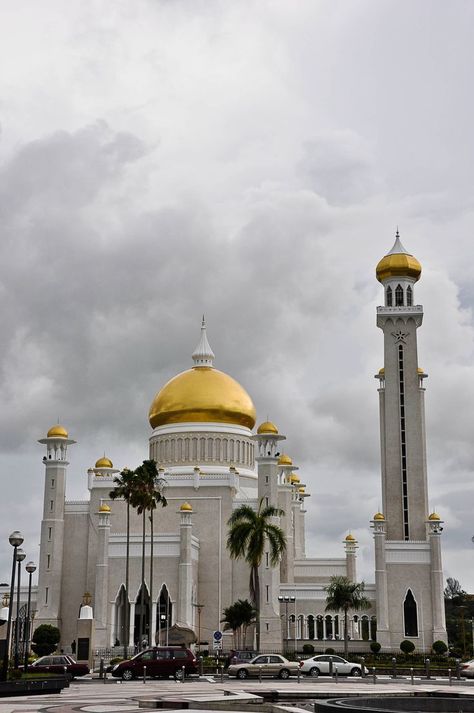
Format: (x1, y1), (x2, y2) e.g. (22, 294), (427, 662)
(212, 630), (223, 650)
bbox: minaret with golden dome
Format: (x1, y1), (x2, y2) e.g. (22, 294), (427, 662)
(36, 424), (76, 627)
(374, 233), (447, 649)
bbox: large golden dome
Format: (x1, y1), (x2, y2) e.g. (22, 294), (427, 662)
(149, 320), (256, 430)
(376, 232), (421, 283)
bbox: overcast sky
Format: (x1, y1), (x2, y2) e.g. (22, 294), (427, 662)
(0, 0), (473, 594)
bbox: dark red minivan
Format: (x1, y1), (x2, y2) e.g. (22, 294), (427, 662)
(111, 647), (197, 680)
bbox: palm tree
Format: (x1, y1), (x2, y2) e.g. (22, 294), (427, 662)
(325, 575), (371, 658)
(130, 460), (167, 646)
(109, 467), (136, 658)
(227, 498), (286, 651)
(221, 599), (256, 649)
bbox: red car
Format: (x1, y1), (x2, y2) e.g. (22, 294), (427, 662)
(111, 647), (197, 680)
(27, 654), (90, 678)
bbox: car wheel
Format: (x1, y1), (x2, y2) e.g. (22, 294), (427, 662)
(237, 669), (248, 679)
(121, 669), (134, 681)
(309, 667), (320, 677)
(174, 669), (184, 680)
(279, 668), (290, 679)
(351, 667), (362, 677)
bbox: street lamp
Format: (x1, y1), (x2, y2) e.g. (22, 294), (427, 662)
(23, 562), (36, 671)
(1, 530), (24, 681)
(192, 602), (204, 654)
(14, 548), (26, 668)
(278, 595), (295, 652)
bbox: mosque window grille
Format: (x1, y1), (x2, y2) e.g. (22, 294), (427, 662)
(406, 285), (413, 306)
(395, 284), (404, 306)
(386, 286), (393, 306)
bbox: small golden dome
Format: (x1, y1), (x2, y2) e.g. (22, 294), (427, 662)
(379, 367), (385, 375)
(149, 367), (256, 429)
(290, 473), (300, 484)
(47, 424), (68, 438)
(180, 502), (193, 511)
(418, 367), (425, 374)
(373, 512), (385, 520)
(298, 486), (305, 493)
(95, 456), (113, 469)
(376, 234), (422, 283)
(278, 453), (292, 466)
(99, 503), (111, 512)
(345, 533), (356, 541)
(428, 511), (440, 521)
(257, 421), (279, 435)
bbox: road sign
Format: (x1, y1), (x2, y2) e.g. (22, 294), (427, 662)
(212, 630), (223, 650)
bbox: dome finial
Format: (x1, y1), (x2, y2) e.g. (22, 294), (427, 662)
(192, 316), (215, 367)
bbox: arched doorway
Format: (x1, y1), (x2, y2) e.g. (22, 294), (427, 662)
(404, 589), (418, 637)
(134, 583), (150, 647)
(114, 585), (130, 646)
(156, 585), (172, 645)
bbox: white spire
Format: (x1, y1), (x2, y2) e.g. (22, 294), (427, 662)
(386, 228), (410, 256)
(192, 316), (215, 367)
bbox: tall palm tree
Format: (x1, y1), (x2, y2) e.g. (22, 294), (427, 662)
(130, 460), (167, 646)
(109, 467), (136, 658)
(227, 498), (286, 651)
(325, 575), (371, 658)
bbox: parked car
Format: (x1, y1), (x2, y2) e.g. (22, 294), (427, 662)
(460, 659), (474, 678)
(227, 654), (300, 679)
(299, 654), (368, 677)
(231, 651), (257, 663)
(110, 647), (197, 680)
(26, 654), (89, 678)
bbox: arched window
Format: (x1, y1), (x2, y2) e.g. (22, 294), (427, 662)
(308, 615), (315, 640)
(404, 589), (418, 637)
(395, 284), (404, 306)
(386, 286), (393, 306)
(407, 285), (413, 306)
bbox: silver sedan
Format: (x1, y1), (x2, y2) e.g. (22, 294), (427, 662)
(228, 654), (300, 679)
(300, 654), (367, 677)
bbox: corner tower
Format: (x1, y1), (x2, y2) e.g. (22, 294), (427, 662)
(374, 233), (447, 649)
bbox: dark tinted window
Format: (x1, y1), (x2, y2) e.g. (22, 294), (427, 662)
(174, 650), (187, 659)
(269, 656), (281, 663)
(141, 651), (155, 660)
(156, 650), (171, 659)
(39, 657), (52, 665)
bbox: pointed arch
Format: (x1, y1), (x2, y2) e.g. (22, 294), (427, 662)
(403, 589), (418, 637)
(406, 285), (413, 306)
(134, 582), (150, 646)
(386, 286), (393, 306)
(114, 584), (130, 647)
(395, 284), (404, 306)
(156, 584), (173, 645)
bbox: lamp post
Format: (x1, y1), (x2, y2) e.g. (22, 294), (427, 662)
(1, 530), (24, 680)
(23, 562), (36, 671)
(14, 548), (26, 668)
(192, 602), (204, 654)
(278, 595), (295, 652)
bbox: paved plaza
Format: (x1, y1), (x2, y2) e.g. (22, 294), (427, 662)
(1, 676), (474, 713)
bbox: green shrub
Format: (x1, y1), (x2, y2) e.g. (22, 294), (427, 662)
(400, 639), (415, 655)
(432, 640), (448, 655)
(370, 642), (381, 654)
(325, 647), (336, 655)
(302, 644), (315, 654)
(32, 624), (61, 656)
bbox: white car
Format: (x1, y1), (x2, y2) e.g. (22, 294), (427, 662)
(300, 654), (368, 677)
(460, 659), (474, 678)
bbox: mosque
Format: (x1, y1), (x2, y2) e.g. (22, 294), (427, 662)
(27, 236), (447, 654)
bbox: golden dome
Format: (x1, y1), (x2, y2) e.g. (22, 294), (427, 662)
(379, 367), (385, 375)
(290, 473), (300, 484)
(345, 533), (356, 541)
(373, 512), (385, 520)
(95, 456), (113, 469)
(376, 233), (421, 283)
(298, 486), (305, 493)
(418, 367), (425, 374)
(180, 502), (193, 511)
(257, 421), (279, 435)
(278, 453), (292, 466)
(47, 424), (68, 438)
(428, 511), (440, 521)
(99, 503), (111, 512)
(149, 367), (256, 429)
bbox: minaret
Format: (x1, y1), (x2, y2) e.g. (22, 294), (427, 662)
(94, 502), (111, 644)
(374, 234), (447, 648)
(344, 533), (358, 583)
(36, 424), (76, 627)
(252, 421), (286, 650)
(177, 502), (194, 628)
